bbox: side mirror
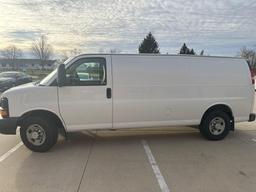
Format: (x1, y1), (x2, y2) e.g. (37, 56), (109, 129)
(57, 64), (66, 87)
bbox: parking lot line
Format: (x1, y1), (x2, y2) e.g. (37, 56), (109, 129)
(76, 139), (95, 192)
(252, 138), (256, 142)
(141, 139), (170, 192)
(0, 142), (23, 163)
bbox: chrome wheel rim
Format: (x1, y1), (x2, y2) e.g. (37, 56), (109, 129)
(209, 117), (226, 135)
(26, 124), (46, 146)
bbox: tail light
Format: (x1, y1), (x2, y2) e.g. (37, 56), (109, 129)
(247, 61), (255, 84)
(251, 71), (255, 84)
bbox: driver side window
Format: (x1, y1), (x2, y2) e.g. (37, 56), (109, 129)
(65, 57), (106, 86)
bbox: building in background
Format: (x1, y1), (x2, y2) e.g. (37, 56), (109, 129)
(0, 59), (57, 71)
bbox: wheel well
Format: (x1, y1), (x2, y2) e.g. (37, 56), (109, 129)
(18, 110), (67, 136)
(200, 104), (234, 131)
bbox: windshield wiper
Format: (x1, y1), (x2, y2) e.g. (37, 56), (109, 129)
(33, 80), (39, 85)
(34, 80), (45, 86)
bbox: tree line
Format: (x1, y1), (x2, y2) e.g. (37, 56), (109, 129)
(138, 32), (256, 68)
(1, 32), (256, 70)
(0, 35), (53, 70)
(138, 32), (204, 55)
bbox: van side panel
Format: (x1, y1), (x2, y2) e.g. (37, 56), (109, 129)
(112, 55), (253, 128)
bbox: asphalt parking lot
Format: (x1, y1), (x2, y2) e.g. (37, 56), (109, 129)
(0, 100), (256, 192)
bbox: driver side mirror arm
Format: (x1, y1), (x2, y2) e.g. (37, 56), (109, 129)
(57, 64), (66, 87)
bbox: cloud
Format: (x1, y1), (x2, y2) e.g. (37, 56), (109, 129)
(0, 0), (256, 56)
(8, 30), (40, 40)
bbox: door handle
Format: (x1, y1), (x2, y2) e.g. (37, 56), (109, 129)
(106, 88), (112, 99)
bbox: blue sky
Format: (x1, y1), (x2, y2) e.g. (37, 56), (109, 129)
(0, 0), (256, 57)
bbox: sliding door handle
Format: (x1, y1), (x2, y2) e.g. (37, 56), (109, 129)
(106, 88), (112, 99)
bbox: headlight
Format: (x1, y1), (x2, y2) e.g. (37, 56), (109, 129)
(0, 97), (9, 118)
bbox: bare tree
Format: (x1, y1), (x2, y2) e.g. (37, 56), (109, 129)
(70, 48), (82, 56)
(98, 48), (105, 53)
(110, 49), (117, 54)
(32, 35), (53, 70)
(239, 47), (256, 69)
(59, 48), (82, 62)
(59, 51), (69, 62)
(109, 49), (121, 54)
(1, 45), (22, 70)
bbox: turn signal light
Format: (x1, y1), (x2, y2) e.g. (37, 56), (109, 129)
(0, 107), (9, 118)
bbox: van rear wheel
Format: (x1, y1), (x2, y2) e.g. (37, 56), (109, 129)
(20, 116), (58, 152)
(200, 111), (231, 140)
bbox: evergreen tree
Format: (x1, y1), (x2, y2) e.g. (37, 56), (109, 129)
(179, 43), (196, 55)
(190, 49), (195, 55)
(180, 43), (188, 54)
(138, 32), (160, 53)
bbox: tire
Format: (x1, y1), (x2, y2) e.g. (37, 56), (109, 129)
(200, 110), (231, 140)
(20, 116), (58, 152)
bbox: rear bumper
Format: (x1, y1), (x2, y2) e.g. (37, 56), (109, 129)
(249, 113), (256, 122)
(0, 117), (18, 134)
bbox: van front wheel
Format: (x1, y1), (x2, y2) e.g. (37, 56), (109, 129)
(200, 111), (231, 140)
(20, 116), (58, 152)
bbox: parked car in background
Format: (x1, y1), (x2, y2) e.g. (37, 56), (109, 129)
(0, 71), (32, 92)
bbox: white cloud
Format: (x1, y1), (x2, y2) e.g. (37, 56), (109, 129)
(0, 0), (255, 56)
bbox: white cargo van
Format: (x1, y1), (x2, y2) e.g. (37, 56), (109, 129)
(0, 54), (255, 152)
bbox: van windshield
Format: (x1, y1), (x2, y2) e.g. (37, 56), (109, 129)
(38, 57), (73, 86)
(39, 68), (57, 86)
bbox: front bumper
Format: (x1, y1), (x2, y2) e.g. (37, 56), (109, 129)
(249, 113), (256, 122)
(0, 117), (18, 134)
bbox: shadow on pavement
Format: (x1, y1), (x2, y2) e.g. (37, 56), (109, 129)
(15, 132), (93, 192)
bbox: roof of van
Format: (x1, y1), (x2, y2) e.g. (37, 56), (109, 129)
(73, 53), (244, 60)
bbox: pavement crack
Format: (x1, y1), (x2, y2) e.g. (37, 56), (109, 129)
(76, 137), (95, 192)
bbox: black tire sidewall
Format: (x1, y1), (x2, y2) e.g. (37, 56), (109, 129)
(20, 116), (58, 152)
(200, 111), (231, 140)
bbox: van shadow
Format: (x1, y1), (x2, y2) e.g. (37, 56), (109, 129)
(14, 128), (237, 192)
(15, 132), (93, 192)
(14, 129), (198, 191)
